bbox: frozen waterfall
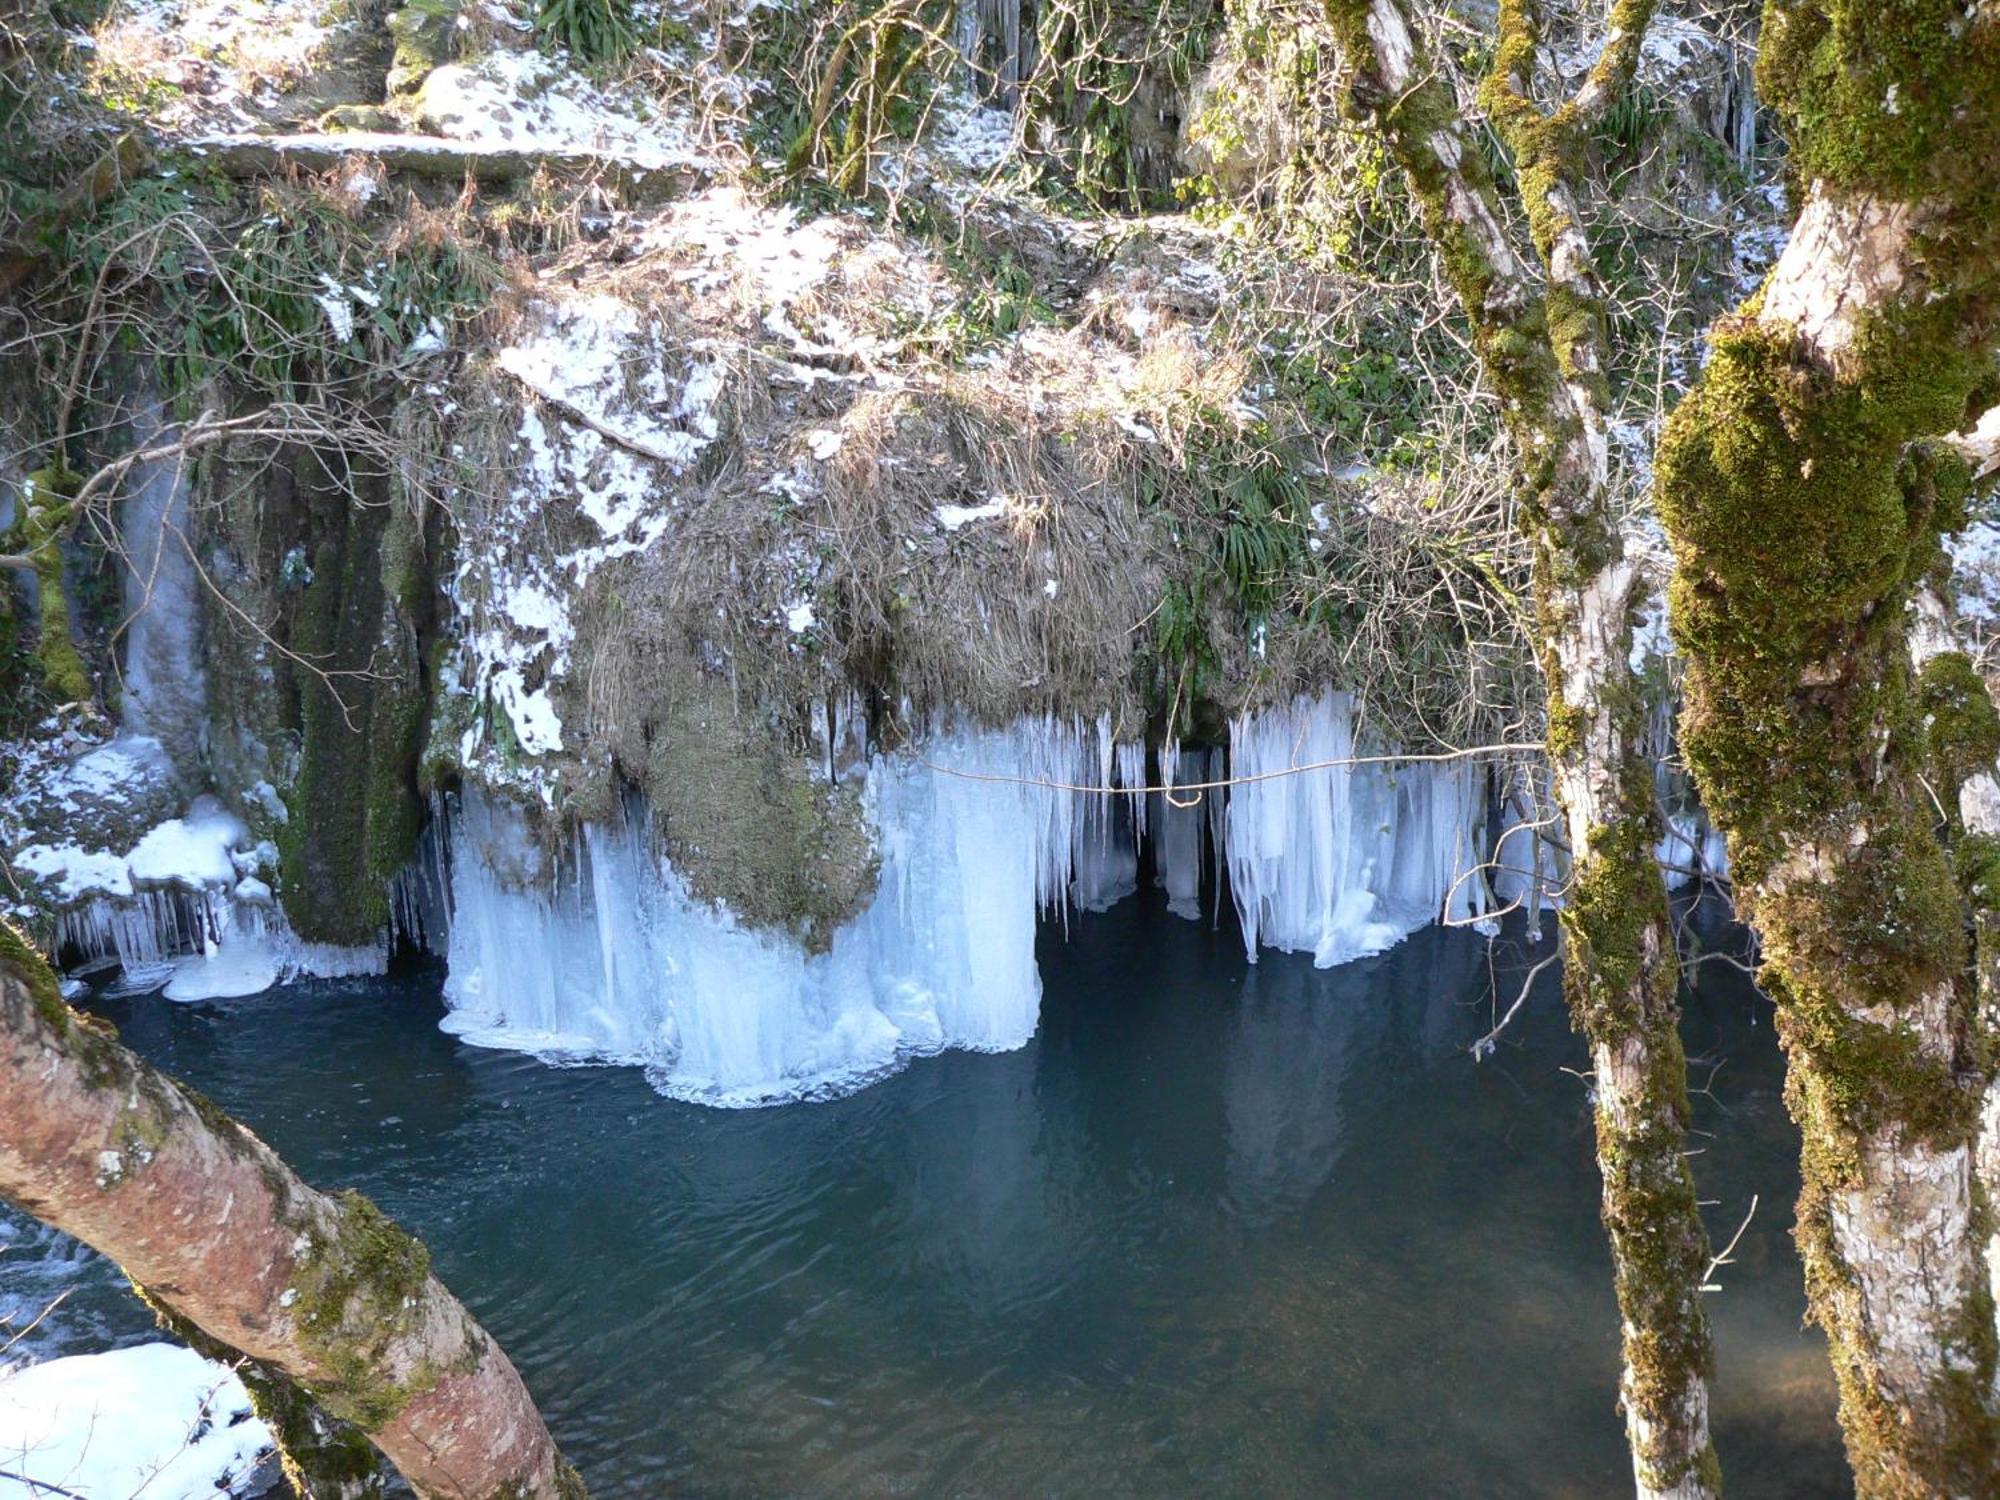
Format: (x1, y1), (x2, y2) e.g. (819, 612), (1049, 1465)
(437, 695), (1519, 1105)
(440, 719), (1131, 1106)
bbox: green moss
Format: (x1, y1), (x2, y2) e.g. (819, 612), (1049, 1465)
(286, 1188), (438, 1430)
(17, 467), (90, 703)
(0, 916), (70, 1035)
(641, 677), (877, 948)
(238, 1366), (387, 1495)
(1653, 7), (2000, 1471)
(1758, 0), (2000, 228)
(1918, 651), (2000, 812)
(1654, 311), (1982, 882)
(276, 472), (431, 946)
(385, 0), (461, 94)
(132, 1294), (388, 1495)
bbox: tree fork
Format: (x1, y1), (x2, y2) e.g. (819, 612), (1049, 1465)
(0, 928), (587, 1500)
(1320, 0), (1720, 1493)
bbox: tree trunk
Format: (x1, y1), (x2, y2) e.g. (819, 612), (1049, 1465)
(0, 931), (586, 1500)
(1652, 2), (2000, 1486)
(1322, 1), (1719, 1493)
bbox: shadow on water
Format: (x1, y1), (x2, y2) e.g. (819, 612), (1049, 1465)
(25, 893), (1845, 1498)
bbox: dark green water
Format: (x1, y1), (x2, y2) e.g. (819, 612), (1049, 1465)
(29, 895), (1844, 1497)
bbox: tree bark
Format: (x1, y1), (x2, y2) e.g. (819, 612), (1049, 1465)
(1652, 1), (2000, 1487)
(1322, 1), (1719, 1493)
(0, 931), (586, 1500)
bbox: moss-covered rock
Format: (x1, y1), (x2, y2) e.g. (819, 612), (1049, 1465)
(274, 460), (433, 947)
(16, 466), (89, 703)
(385, 0), (462, 95)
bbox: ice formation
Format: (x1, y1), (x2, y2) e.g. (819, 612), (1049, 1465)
(437, 695), (1519, 1104)
(0, 1343), (272, 1498)
(20, 798), (381, 1001)
(440, 719), (1121, 1105)
(1226, 694), (1492, 967)
(120, 401), (208, 765)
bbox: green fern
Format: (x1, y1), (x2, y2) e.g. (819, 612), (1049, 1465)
(533, 0), (638, 65)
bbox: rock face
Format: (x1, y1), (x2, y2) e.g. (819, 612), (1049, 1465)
(2, 0), (1760, 1035)
(386, 0), (463, 95)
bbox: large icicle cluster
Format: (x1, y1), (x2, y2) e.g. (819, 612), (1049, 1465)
(440, 718), (1141, 1105)
(438, 694), (1511, 1105)
(1225, 694), (1492, 967)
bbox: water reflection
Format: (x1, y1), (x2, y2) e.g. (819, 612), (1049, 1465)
(16, 895), (1843, 1497)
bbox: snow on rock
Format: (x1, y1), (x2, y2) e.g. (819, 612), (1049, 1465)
(928, 97), (1017, 172)
(6, 733), (181, 859)
(415, 48), (711, 173)
(936, 497), (1011, 531)
(496, 293), (725, 481)
(126, 800), (246, 891)
(10, 795), (384, 998)
(11, 844), (134, 904)
(91, 0), (338, 132)
(0, 1343), (272, 1499)
(462, 287), (740, 776)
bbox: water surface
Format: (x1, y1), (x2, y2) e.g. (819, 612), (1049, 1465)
(21, 896), (1843, 1497)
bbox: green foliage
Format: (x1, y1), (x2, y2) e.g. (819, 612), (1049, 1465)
(1139, 411), (1315, 722)
(1146, 576), (1214, 728)
(1270, 336), (1421, 453)
(161, 190), (494, 409)
(774, 2), (960, 196)
(534, 0), (640, 65)
(1204, 428), (1309, 617)
(1601, 80), (1669, 169)
(49, 174), (494, 419)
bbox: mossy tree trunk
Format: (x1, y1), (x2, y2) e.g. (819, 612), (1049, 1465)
(1651, 1), (2000, 1489)
(1320, 1), (1719, 1493)
(0, 933), (586, 1500)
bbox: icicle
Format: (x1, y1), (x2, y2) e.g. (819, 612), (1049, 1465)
(1489, 766), (1569, 935)
(1225, 692), (1490, 968)
(1116, 741), (1148, 843)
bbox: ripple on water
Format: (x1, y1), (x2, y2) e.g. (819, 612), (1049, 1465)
(21, 900), (1844, 1498)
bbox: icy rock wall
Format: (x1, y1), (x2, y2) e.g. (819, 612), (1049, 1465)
(1226, 693), (1492, 968)
(28, 799), (383, 1000)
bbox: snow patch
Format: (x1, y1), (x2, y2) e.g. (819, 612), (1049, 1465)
(416, 49), (710, 172)
(936, 497), (1010, 531)
(0, 1343), (272, 1499)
